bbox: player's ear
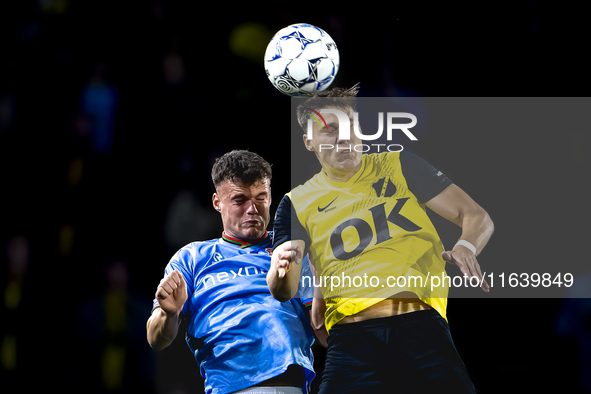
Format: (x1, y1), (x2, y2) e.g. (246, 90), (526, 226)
(212, 193), (221, 212)
(303, 134), (314, 152)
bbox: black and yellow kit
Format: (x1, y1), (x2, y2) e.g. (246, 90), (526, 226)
(273, 150), (453, 332)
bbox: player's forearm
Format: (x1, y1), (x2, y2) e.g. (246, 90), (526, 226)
(457, 207), (494, 255)
(428, 184), (494, 255)
(267, 240), (305, 302)
(267, 263), (293, 302)
(311, 298), (328, 347)
(146, 308), (181, 350)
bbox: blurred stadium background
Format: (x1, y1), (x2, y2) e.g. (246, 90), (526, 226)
(1, 1), (590, 393)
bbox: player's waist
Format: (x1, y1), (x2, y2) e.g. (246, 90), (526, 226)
(252, 365), (305, 388)
(337, 292), (432, 324)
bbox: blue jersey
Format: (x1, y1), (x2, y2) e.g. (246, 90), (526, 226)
(153, 232), (315, 394)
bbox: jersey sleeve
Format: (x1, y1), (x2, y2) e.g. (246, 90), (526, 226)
(272, 194), (311, 250)
(399, 150), (453, 204)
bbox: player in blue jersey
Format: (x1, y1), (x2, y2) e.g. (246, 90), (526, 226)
(147, 150), (320, 394)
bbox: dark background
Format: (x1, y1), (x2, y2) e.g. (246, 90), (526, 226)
(1, 1), (590, 393)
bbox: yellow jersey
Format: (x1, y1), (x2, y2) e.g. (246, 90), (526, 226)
(273, 151), (453, 332)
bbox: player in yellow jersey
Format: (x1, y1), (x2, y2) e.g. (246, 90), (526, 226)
(267, 85), (494, 393)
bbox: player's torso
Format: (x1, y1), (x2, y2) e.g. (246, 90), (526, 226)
(178, 237), (315, 393)
(291, 152), (449, 327)
(186, 239), (274, 326)
(295, 153), (443, 274)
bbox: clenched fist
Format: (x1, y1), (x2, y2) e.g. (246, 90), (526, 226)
(155, 270), (188, 316)
(274, 241), (303, 279)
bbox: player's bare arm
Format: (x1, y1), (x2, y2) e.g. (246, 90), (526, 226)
(426, 184), (494, 292)
(267, 240), (305, 302)
(147, 270), (187, 350)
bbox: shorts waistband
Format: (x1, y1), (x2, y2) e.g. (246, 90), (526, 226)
(230, 387), (304, 394)
(332, 308), (441, 332)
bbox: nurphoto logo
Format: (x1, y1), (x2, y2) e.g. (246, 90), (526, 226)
(305, 107), (418, 152)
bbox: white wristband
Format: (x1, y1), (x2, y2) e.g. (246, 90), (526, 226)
(455, 240), (477, 255)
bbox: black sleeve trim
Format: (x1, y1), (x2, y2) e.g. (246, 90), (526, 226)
(399, 150), (453, 204)
(272, 194), (310, 250)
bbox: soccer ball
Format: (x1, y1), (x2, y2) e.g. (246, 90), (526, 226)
(264, 23), (340, 96)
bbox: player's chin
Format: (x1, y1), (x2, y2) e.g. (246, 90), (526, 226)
(240, 225), (266, 240)
(335, 157), (360, 171)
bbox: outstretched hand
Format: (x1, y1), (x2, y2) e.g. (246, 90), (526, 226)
(442, 245), (489, 292)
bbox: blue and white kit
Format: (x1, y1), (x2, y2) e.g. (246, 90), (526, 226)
(152, 231), (315, 394)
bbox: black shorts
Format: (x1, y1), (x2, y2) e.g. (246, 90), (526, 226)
(318, 309), (476, 394)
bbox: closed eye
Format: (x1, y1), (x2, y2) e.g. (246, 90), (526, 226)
(231, 195), (247, 204)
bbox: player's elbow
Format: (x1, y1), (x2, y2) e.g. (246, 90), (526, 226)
(146, 316), (173, 351)
(146, 325), (162, 351)
(480, 209), (494, 238)
(275, 294), (292, 303)
(147, 333), (173, 351)
(147, 335), (161, 350)
(485, 211), (494, 233)
(149, 341), (169, 351)
(269, 286), (293, 303)
(464, 205), (494, 235)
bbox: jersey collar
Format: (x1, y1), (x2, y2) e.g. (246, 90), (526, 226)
(320, 154), (367, 188)
(221, 231), (269, 249)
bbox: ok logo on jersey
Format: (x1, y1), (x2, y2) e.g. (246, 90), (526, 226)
(330, 198), (422, 260)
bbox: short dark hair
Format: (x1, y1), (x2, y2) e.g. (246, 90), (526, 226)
(296, 83), (360, 132)
(211, 150), (272, 189)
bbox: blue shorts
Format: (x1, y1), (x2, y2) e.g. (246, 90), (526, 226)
(318, 309), (476, 394)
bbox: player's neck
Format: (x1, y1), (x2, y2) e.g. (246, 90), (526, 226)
(322, 162), (361, 182)
(222, 231), (268, 248)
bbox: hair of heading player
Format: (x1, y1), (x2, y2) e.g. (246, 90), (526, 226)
(296, 83), (360, 132)
(211, 149), (272, 189)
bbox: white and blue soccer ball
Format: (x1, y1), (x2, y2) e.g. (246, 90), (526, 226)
(264, 23), (340, 96)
